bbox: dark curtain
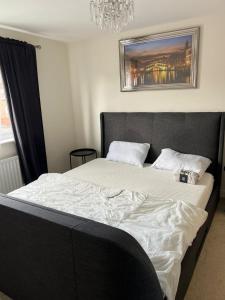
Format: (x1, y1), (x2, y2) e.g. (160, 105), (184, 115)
(0, 37), (48, 184)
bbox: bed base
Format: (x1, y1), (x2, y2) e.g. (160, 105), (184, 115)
(0, 112), (223, 300)
(0, 187), (219, 300)
(0, 194), (164, 300)
(176, 185), (220, 300)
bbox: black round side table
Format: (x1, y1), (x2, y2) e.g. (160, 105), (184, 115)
(69, 148), (97, 168)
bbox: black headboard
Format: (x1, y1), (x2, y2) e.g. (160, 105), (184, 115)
(100, 112), (224, 182)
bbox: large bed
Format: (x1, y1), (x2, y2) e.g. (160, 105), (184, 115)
(0, 112), (224, 300)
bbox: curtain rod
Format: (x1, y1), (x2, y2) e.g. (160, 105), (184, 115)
(34, 45), (41, 49)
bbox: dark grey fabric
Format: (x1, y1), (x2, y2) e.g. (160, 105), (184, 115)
(0, 37), (48, 184)
(0, 194), (163, 300)
(0, 195), (82, 300)
(101, 112), (224, 180)
(72, 222), (163, 300)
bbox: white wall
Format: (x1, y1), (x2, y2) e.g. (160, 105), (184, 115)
(1, 13), (225, 186)
(68, 12), (225, 188)
(0, 28), (75, 172)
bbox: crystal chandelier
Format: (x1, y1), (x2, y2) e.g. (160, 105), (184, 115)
(90, 0), (134, 32)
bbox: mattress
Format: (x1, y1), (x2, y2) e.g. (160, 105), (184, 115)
(65, 158), (214, 209)
(9, 158), (212, 300)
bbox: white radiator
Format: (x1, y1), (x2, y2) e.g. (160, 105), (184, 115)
(0, 156), (23, 194)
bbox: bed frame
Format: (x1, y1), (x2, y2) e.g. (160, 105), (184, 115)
(0, 112), (224, 300)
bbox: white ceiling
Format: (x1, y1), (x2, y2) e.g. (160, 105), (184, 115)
(0, 0), (224, 42)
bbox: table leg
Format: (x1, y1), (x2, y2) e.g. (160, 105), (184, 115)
(70, 155), (72, 169)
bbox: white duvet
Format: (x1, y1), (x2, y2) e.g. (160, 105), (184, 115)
(9, 173), (208, 300)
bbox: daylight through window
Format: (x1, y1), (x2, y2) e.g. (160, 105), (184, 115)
(0, 70), (14, 143)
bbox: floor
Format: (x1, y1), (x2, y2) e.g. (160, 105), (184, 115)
(0, 200), (224, 300)
(185, 199), (225, 300)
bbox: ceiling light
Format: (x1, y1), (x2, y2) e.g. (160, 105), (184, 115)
(90, 0), (134, 32)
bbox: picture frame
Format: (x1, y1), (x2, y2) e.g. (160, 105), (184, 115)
(119, 27), (200, 91)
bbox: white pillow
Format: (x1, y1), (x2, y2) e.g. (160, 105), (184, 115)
(106, 141), (150, 167)
(151, 148), (211, 177)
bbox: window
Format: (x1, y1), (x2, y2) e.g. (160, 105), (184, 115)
(0, 70), (14, 143)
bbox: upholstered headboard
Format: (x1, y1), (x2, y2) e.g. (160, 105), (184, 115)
(100, 112), (224, 181)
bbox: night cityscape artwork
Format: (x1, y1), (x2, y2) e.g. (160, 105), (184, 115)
(120, 28), (199, 91)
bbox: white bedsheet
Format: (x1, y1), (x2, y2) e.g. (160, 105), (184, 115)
(9, 163), (210, 300)
(65, 158), (214, 209)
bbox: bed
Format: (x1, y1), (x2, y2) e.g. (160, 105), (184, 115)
(0, 112), (224, 300)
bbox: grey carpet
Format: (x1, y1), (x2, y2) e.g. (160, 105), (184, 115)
(185, 199), (225, 300)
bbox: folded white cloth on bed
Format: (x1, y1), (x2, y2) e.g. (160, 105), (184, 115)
(9, 173), (208, 300)
(174, 169), (199, 185)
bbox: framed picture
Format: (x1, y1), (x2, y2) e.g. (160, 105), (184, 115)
(119, 27), (200, 91)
